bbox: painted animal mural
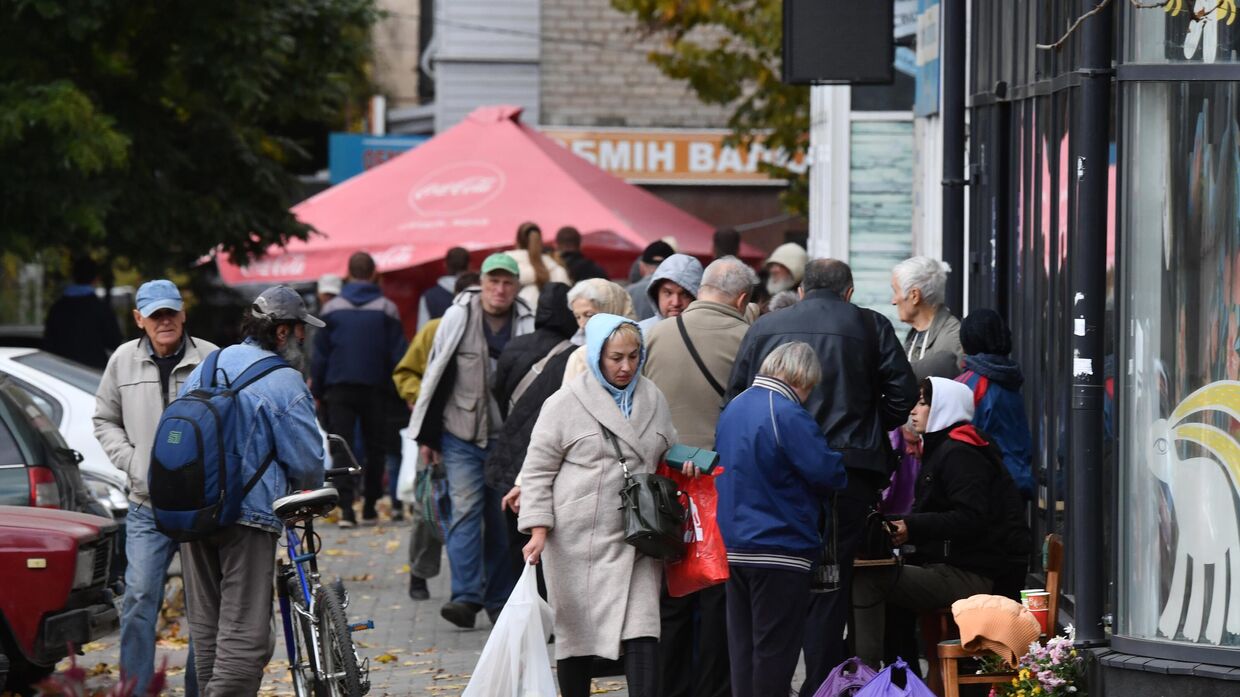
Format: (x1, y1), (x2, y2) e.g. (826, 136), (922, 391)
(1150, 381), (1240, 644)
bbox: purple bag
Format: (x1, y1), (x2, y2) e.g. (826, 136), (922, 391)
(812, 657), (878, 697)
(854, 658), (936, 697)
(879, 429), (920, 516)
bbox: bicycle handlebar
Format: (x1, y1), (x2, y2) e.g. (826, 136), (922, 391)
(325, 466), (361, 477)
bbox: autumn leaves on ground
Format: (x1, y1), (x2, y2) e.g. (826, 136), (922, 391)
(13, 506), (628, 696)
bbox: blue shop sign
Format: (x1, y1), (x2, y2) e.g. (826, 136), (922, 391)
(914, 0), (940, 118)
(328, 133), (428, 183)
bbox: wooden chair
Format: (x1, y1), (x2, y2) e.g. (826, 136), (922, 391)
(936, 534), (1064, 697)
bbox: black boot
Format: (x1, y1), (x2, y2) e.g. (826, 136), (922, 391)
(408, 575), (430, 601)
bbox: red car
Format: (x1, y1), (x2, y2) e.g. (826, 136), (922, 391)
(0, 505), (119, 692)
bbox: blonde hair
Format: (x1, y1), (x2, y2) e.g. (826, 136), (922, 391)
(607, 321), (642, 347)
(759, 342), (822, 390)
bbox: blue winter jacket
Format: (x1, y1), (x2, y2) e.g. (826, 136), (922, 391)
(956, 353), (1034, 500)
(311, 281), (407, 397)
(715, 376), (847, 570)
(180, 339), (325, 533)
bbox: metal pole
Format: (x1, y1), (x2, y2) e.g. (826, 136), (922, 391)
(1069, 0), (1113, 647)
(940, 0), (965, 311)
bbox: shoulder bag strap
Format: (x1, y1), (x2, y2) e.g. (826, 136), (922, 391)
(509, 339), (573, 410)
(600, 425), (631, 479)
(676, 315), (725, 398)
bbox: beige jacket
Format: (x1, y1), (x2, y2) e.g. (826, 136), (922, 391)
(93, 335), (219, 504)
(518, 372), (677, 660)
(507, 249), (570, 308)
(643, 300), (749, 449)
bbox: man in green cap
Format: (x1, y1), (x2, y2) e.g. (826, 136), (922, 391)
(407, 252), (534, 628)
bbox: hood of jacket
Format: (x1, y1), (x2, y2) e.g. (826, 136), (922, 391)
(764, 243), (809, 284)
(964, 353), (1024, 389)
(585, 313), (646, 418)
(341, 281), (383, 306)
(926, 376), (975, 433)
(534, 282), (577, 338)
(645, 254), (704, 312)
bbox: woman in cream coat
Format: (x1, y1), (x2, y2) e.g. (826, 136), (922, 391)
(519, 313), (676, 697)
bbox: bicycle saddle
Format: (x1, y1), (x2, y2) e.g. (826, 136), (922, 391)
(274, 487), (340, 523)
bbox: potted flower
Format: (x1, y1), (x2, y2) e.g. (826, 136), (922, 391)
(979, 624), (1087, 697)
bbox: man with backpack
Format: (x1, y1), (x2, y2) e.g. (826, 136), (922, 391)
(94, 279), (216, 696)
(167, 286), (325, 695)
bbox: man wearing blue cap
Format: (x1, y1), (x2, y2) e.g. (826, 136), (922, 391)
(94, 279), (218, 696)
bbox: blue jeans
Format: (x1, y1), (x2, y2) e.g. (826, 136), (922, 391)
(441, 433), (515, 610)
(121, 503), (197, 695)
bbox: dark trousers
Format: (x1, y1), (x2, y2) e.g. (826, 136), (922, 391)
(799, 469), (882, 696)
(557, 637), (658, 697)
(726, 565), (812, 697)
(658, 584), (731, 697)
(325, 384), (385, 509)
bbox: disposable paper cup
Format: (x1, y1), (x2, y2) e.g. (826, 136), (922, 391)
(1030, 607), (1050, 636)
(1020, 588), (1045, 606)
(1025, 591), (1050, 611)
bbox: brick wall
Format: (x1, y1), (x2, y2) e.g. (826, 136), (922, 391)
(540, 0), (732, 128)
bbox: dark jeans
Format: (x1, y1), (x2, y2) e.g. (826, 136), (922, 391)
(659, 584), (730, 697)
(557, 637), (658, 697)
(325, 384), (385, 509)
(800, 469), (882, 696)
(727, 565), (812, 697)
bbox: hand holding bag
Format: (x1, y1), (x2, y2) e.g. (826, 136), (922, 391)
(462, 564), (556, 697)
(603, 426), (685, 560)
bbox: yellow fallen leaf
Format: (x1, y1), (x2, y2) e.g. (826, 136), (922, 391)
(396, 564), (411, 575)
(384, 539), (401, 553)
(81, 641), (111, 652)
(375, 653), (398, 664)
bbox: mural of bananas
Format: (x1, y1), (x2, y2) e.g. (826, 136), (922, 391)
(1150, 381), (1240, 644)
(1164, 0), (1238, 24)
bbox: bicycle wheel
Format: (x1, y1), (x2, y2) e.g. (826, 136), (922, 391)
(285, 575), (323, 697)
(315, 582), (367, 696)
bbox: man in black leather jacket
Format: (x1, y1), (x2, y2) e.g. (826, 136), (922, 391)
(727, 258), (918, 695)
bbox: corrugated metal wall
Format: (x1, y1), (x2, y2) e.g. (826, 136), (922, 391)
(433, 0), (540, 132)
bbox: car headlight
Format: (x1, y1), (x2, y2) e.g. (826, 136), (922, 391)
(73, 546), (97, 589)
(83, 473), (128, 512)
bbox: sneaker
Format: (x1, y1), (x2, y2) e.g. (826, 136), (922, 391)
(440, 601), (482, 629)
(338, 507), (357, 529)
(408, 575), (430, 601)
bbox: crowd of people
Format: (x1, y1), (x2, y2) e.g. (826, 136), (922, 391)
(68, 220), (1038, 696)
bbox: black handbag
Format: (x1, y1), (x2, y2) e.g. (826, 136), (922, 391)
(602, 426), (686, 560)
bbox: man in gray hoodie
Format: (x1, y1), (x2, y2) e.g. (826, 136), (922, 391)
(637, 253), (704, 335)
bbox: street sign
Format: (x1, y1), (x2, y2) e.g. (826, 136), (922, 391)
(327, 133), (429, 184)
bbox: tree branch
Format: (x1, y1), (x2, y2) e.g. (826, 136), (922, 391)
(1036, 0), (1113, 50)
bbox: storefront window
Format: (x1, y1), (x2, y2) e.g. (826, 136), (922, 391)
(1119, 81), (1240, 651)
(849, 119), (914, 330)
(1125, 2), (1240, 64)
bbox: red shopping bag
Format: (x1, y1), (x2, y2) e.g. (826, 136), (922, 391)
(660, 465), (729, 597)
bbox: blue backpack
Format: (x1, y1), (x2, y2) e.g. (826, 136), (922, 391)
(149, 350), (293, 541)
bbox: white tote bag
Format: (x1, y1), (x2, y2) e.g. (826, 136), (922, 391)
(462, 564), (557, 697)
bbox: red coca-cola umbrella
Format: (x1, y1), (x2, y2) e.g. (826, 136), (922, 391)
(217, 105), (747, 287)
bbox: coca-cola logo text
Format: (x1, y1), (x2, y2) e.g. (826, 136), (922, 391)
(408, 162), (506, 216)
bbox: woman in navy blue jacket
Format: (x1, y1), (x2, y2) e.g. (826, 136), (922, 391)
(715, 341), (847, 697)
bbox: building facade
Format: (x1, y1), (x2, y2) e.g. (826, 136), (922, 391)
(965, 1), (1240, 692)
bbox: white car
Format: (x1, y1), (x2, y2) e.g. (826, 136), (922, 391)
(0, 348), (128, 518)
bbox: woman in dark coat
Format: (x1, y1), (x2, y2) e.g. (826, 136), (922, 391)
(853, 376), (1031, 668)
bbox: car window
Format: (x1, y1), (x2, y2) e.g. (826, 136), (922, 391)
(0, 381), (70, 452)
(0, 466), (29, 505)
(12, 351), (103, 394)
(0, 388), (37, 465)
(0, 371), (64, 425)
(0, 417), (23, 466)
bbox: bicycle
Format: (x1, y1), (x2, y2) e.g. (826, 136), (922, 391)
(273, 434), (373, 697)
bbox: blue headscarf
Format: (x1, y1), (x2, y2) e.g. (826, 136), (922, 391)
(585, 313), (645, 419)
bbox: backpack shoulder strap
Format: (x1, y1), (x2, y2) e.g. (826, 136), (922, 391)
(958, 370), (990, 407)
(676, 315), (725, 398)
(201, 349), (223, 388)
(231, 355), (294, 392)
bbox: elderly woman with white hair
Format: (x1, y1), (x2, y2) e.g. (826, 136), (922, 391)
(890, 256), (963, 380)
(714, 341), (847, 697)
(561, 278), (637, 384)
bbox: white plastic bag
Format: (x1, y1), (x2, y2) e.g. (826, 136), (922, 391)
(462, 564), (556, 697)
(396, 428), (419, 504)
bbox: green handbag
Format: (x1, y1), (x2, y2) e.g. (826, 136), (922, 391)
(602, 426), (685, 560)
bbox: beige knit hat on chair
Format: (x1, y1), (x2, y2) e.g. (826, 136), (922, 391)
(952, 594), (1043, 667)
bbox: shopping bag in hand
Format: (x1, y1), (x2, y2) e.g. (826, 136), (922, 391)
(661, 465), (729, 597)
(462, 564), (556, 697)
(396, 428), (419, 504)
(812, 657), (877, 697)
(854, 658), (935, 697)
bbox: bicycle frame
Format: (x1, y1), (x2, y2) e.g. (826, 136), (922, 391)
(278, 516), (324, 692)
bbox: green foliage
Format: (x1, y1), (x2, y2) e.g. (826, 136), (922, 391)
(0, 0), (379, 272)
(612, 0), (808, 214)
